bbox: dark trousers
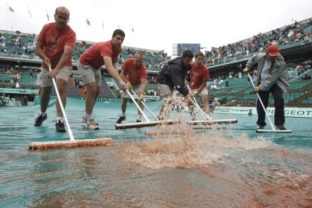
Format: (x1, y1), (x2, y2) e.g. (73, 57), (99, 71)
(256, 84), (285, 126)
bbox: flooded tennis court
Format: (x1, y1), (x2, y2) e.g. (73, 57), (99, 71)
(0, 98), (311, 208)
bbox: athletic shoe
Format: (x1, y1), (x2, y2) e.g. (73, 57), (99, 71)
(157, 116), (164, 120)
(82, 116), (88, 123)
(85, 119), (99, 130)
(117, 116), (126, 124)
(55, 121), (66, 132)
(34, 114), (47, 126)
(275, 125), (287, 130)
(257, 125), (265, 130)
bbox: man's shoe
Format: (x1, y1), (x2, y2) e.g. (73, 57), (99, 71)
(82, 116), (87, 123)
(275, 125), (287, 130)
(136, 119), (141, 123)
(85, 119), (99, 130)
(55, 121), (66, 132)
(117, 116), (126, 124)
(34, 114), (47, 126)
(257, 125), (265, 130)
(157, 113), (169, 120)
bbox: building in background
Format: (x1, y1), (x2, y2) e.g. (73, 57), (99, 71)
(172, 43), (201, 57)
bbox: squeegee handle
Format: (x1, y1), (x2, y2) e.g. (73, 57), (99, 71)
(247, 73), (275, 130)
(126, 90), (150, 122)
(49, 65), (75, 140)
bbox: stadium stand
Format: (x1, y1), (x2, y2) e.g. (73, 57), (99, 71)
(0, 29), (168, 104)
(205, 17), (312, 108)
(0, 17), (312, 107)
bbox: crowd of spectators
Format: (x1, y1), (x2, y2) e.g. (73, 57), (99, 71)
(287, 59), (312, 80)
(1, 17), (312, 100)
(0, 65), (39, 88)
(0, 30), (169, 74)
(205, 18), (312, 66)
(0, 65), (22, 88)
(0, 31), (36, 58)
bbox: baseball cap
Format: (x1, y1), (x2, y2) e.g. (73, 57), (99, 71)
(266, 44), (280, 56)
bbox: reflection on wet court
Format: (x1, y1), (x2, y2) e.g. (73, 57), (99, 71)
(0, 98), (312, 208)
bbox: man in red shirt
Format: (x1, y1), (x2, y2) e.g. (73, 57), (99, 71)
(189, 52), (210, 116)
(117, 52), (147, 123)
(34, 6), (76, 132)
(77, 29), (127, 129)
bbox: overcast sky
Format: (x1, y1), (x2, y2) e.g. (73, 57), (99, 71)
(1, 0), (312, 56)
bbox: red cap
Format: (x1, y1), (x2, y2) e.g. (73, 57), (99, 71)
(266, 44), (280, 57)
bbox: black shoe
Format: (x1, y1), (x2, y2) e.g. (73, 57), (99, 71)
(276, 125), (287, 130)
(157, 115), (165, 120)
(257, 125), (265, 130)
(34, 114), (47, 126)
(55, 121), (66, 132)
(136, 119), (141, 123)
(116, 116), (126, 124)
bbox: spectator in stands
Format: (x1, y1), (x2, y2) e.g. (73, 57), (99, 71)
(117, 52), (147, 123)
(0, 32), (5, 43)
(156, 50), (193, 119)
(77, 29), (127, 130)
(303, 73), (311, 80)
(34, 6), (76, 132)
(188, 52), (210, 117)
(243, 44), (289, 130)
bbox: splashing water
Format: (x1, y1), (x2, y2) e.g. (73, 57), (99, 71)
(120, 124), (271, 169)
(1, 100), (312, 208)
(114, 124), (312, 208)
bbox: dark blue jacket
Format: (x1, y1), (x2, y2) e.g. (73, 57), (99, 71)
(156, 57), (190, 96)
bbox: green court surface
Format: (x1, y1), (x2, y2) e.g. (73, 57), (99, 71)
(0, 98), (311, 208)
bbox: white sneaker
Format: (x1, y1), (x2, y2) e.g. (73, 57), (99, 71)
(84, 119), (99, 130)
(82, 116), (88, 123)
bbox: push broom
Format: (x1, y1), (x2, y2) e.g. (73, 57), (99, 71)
(115, 89), (180, 129)
(185, 84), (237, 126)
(130, 89), (158, 120)
(28, 65), (112, 150)
(247, 73), (291, 133)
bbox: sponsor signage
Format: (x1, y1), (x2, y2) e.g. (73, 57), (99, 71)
(0, 88), (38, 95)
(214, 106), (312, 118)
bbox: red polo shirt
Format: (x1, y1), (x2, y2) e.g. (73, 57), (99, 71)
(37, 22), (76, 69)
(190, 63), (210, 89)
(79, 41), (121, 69)
(122, 58), (147, 85)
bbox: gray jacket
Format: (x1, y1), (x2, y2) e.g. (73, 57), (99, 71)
(246, 53), (289, 93)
